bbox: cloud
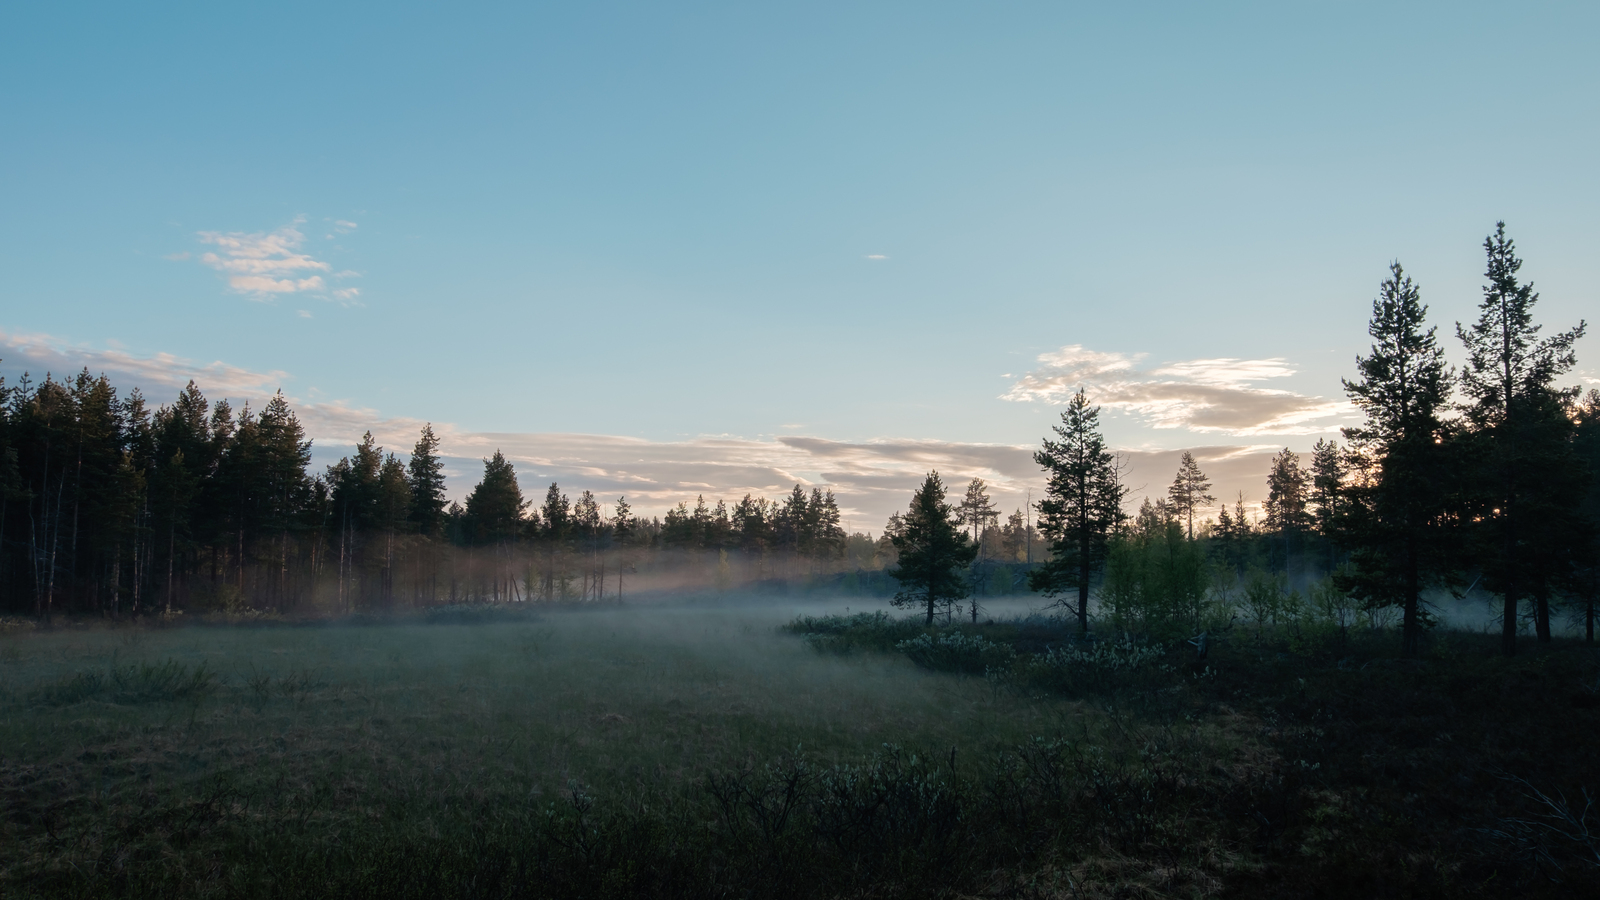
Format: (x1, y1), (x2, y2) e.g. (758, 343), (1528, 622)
(194, 219), (346, 300)
(1003, 344), (1350, 436)
(330, 287), (362, 304)
(297, 310), (313, 319)
(865, 254), (888, 260)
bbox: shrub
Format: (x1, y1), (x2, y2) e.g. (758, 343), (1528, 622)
(1013, 636), (1171, 696)
(895, 632), (1016, 675)
(784, 612), (925, 655)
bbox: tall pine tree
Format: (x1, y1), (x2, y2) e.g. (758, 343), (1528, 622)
(1456, 223), (1587, 653)
(1029, 390), (1128, 632)
(1339, 262), (1454, 659)
(1166, 451), (1214, 540)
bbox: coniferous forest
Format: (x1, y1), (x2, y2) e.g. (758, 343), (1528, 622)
(4, 227), (1595, 658)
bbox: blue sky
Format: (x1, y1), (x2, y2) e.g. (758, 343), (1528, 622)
(2, 2), (1596, 525)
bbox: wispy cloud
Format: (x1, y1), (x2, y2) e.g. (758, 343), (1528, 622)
(1002, 344), (1350, 436)
(193, 218), (361, 303)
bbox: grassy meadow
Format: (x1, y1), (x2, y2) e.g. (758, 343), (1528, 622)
(2, 600), (1598, 898)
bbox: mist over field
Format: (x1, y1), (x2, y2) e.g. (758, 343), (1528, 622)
(7, 1), (1600, 896)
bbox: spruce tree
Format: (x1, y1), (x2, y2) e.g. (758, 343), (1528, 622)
(889, 471), (977, 624)
(1456, 224), (1587, 653)
(1339, 262), (1454, 658)
(1029, 390), (1128, 632)
(1167, 451), (1215, 540)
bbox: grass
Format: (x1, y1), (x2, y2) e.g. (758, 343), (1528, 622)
(1, 600), (1598, 897)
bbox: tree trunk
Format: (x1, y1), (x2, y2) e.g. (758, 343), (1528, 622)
(1401, 536), (1421, 659)
(1077, 544), (1091, 634)
(1501, 585), (1519, 657)
(1534, 590), (1551, 643)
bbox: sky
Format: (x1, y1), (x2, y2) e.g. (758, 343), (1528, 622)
(2, 1), (1597, 528)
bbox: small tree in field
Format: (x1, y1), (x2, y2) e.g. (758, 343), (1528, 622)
(889, 472), (977, 625)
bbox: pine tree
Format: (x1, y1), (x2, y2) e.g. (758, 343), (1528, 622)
(407, 424), (448, 538)
(807, 489), (846, 562)
(1338, 262), (1455, 658)
(957, 478), (999, 550)
(1029, 390), (1128, 632)
(1167, 451), (1215, 540)
(465, 451), (525, 545)
(537, 481), (570, 599)
(1309, 439), (1343, 537)
(255, 392), (313, 608)
(1263, 449), (1312, 536)
(889, 471), (977, 624)
(1456, 224), (1587, 654)
(1573, 390), (1600, 643)
(463, 452), (526, 602)
(611, 496), (634, 601)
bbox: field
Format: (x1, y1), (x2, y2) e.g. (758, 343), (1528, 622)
(2, 599), (1598, 898)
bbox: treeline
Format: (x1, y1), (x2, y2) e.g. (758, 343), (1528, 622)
(993, 222), (1598, 657)
(0, 374), (895, 617)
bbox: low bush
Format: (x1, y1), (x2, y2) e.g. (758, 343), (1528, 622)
(895, 631), (1015, 675)
(783, 611), (925, 654)
(1011, 635), (1173, 696)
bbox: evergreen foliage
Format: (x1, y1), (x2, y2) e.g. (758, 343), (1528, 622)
(1166, 451), (1214, 540)
(1029, 390), (1127, 632)
(1335, 262), (1456, 658)
(1455, 224), (1588, 654)
(888, 472), (977, 624)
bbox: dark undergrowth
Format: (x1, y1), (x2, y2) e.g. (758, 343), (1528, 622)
(781, 612), (1600, 897)
(3, 616), (1598, 898)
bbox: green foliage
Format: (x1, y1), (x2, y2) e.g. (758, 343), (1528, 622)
(1100, 518), (1211, 640)
(888, 472), (977, 624)
(1030, 391), (1127, 630)
(1241, 569), (1295, 638)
